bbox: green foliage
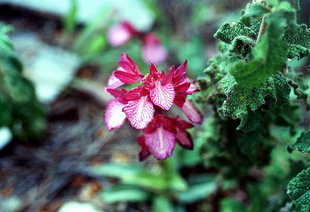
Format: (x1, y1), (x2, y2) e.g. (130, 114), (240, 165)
(289, 130), (310, 153)
(93, 159), (217, 211)
(287, 168), (310, 212)
(0, 23), (46, 139)
(63, 0), (78, 34)
(197, 0), (309, 211)
(284, 24), (310, 59)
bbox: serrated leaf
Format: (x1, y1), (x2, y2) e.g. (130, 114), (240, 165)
(229, 11), (287, 88)
(214, 22), (256, 44)
(218, 73), (290, 129)
(289, 130), (310, 153)
(287, 168), (310, 212)
(284, 24), (310, 59)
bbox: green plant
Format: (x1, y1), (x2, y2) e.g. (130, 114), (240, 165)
(0, 23), (46, 140)
(93, 158), (217, 212)
(197, 0), (309, 210)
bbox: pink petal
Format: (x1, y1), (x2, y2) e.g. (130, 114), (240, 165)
(150, 82), (175, 110)
(104, 99), (127, 130)
(144, 127), (176, 160)
(142, 34), (167, 64)
(106, 73), (124, 90)
(142, 45), (168, 65)
(114, 70), (141, 84)
(181, 99), (203, 124)
(114, 54), (143, 84)
(137, 136), (150, 161)
(123, 96), (155, 129)
(186, 79), (199, 94)
(176, 130), (193, 150)
(108, 24), (132, 46)
(119, 53), (141, 76)
(173, 61), (187, 85)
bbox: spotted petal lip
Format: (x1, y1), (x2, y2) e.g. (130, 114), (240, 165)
(123, 95), (155, 129)
(144, 127), (175, 160)
(150, 81), (175, 110)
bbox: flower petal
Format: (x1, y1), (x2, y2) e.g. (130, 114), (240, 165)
(186, 79), (199, 94)
(106, 73), (124, 90)
(150, 82), (175, 110)
(145, 127), (175, 160)
(176, 130), (193, 150)
(108, 24), (132, 46)
(142, 34), (167, 64)
(137, 136), (150, 161)
(104, 99), (126, 130)
(123, 96), (155, 129)
(181, 99), (203, 124)
(114, 53), (144, 84)
(114, 70), (141, 84)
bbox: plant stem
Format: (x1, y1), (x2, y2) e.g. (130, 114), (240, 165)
(256, 15), (267, 42)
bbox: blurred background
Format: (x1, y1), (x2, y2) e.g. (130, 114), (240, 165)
(0, 0), (308, 211)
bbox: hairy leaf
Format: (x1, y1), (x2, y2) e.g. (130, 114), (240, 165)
(214, 22), (256, 44)
(287, 168), (310, 212)
(289, 130), (310, 153)
(229, 11), (287, 88)
(284, 24), (310, 59)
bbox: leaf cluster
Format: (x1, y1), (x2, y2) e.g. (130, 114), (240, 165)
(0, 23), (46, 140)
(197, 0), (309, 210)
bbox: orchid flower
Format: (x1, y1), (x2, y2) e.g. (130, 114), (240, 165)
(107, 21), (168, 64)
(104, 53), (202, 160)
(107, 21), (136, 47)
(142, 33), (168, 64)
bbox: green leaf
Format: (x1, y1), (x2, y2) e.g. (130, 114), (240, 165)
(218, 73), (290, 124)
(100, 185), (150, 203)
(220, 197), (246, 212)
(284, 24), (310, 59)
(153, 195), (174, 212)
(93, 163), (168, 191)
(287, 168), (310, 212)
(214, 22), (256, 44)
(289, 130), (310, 153)
(229, 11), (287, 88)
(63, 0), (78, 34)
(176, 177), (216, 203)
(0, 23), (46, 139)
(93, 163), (143, 177)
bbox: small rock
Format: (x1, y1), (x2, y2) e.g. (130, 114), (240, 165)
(12, 33), (80, 104)
(0, 127), (12, 150)
(58, 201), (99, 212)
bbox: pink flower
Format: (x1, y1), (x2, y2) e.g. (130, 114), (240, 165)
(106, 53), (144, 91)
(108, 21), (136, 46)
(104, 53), (202, 160)
(142, 33), (168, 64)
(122, 87), (155, 129)
(142, 64), (175, 110)
(137, 114), (194, 160)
